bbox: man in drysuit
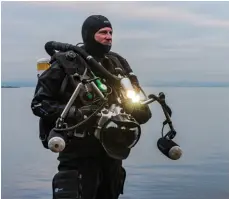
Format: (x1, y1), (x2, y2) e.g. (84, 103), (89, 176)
(31, 15), (152, 199)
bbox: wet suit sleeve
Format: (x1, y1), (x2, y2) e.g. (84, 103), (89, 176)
(110, 51), (140, 88)
(31, 61), (66, 122)
(110, 52), (133, 74)
(114, 53), (152, 124)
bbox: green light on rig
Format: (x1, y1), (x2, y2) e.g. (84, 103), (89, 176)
(96, 79), (107, 93)
(86, 92), (93, 100)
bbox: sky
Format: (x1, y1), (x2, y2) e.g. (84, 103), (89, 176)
(1, 1), (229, 85)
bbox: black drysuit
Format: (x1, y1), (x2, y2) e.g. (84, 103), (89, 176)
(31, 50), (152, 199)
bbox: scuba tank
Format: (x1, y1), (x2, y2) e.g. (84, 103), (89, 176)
(36, 58), (50, 77)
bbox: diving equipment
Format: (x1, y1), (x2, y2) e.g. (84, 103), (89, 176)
(157, 137), (182, 160)
(37, 58), (50, 77)
(43, 41), (183, 160)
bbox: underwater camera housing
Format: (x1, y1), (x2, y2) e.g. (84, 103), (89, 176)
(47, 75), (142, 160)
(93, 104), (141, 160)
(44, 41), (182, 160)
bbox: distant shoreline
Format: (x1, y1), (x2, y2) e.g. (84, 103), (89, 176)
(1, 86), (20, 88)
(1, 81), (229, 88)
(1, 85), (229, 88)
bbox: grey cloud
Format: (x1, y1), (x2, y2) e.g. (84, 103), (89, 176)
(1, 1), (229, 84)
(154, 1), (229, 21)
(24, 1), (229, 29)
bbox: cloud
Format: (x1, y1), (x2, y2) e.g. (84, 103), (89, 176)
(1, 1), (229, 83)
(28, 1), (229, 29)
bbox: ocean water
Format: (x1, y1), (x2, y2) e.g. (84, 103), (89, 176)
(1, 87), (229, 199)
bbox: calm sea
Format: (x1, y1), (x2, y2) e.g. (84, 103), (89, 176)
(1, 87), (229, 199)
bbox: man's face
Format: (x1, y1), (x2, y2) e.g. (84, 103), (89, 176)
(94, 27), (112, 46)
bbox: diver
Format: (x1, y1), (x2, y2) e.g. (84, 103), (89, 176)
(31, 15), (152, 199)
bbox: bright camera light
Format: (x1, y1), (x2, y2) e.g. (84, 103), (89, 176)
(132, 94), (140, 103)
(126, 90), (135, 99)
(126, 90), (140, 103)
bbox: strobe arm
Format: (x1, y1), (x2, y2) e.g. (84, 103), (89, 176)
(140, 92), (175, 137)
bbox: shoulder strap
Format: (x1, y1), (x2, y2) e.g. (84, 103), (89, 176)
(59, 75), (68, 96)
(106, 51), (133, 75)
(54, 51), (84, 75)
(51, 51), (88, 96)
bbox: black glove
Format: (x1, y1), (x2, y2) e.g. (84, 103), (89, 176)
(67, 105), (99, 122)
(124, 102), (152, 125)
(131, 104), (152, 124)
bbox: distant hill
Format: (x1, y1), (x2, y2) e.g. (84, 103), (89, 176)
(1, 80), (229, 88)
(1, 85), (20, 88)
(1, 81), (37, 88)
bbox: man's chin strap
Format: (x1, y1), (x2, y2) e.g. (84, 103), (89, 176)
(84, 41), (111, 58)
